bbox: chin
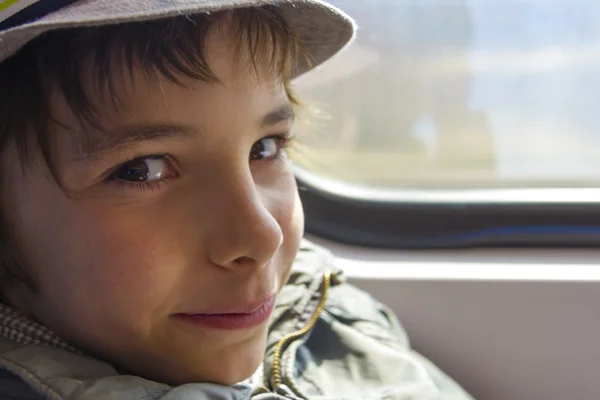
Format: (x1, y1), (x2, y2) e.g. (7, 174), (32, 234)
(213, 345), (265, 385)
(178, 353), (263, 386)
(169, 333), (268, 386)
(153, 358), (260, 387)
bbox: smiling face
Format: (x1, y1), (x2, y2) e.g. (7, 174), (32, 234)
(0, 15), (304, 385)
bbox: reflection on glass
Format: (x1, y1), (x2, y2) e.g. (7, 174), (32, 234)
(293, 0), (600, 188)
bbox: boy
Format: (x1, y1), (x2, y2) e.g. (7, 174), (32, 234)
(0, 0), (474, 399)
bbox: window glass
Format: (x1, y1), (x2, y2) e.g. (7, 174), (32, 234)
(293, 0), (600, 189)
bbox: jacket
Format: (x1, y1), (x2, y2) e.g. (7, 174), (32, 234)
(0, 240), (473, 400)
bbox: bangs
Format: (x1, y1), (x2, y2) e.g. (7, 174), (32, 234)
(42, 7), (301, 126)
(0, 6), (302, 186)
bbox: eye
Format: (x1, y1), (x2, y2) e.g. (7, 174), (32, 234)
(250, 135), (290, 161)
(112, 155), (172, 182)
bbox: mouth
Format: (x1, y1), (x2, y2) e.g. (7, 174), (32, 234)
(173, 295), (277, 330)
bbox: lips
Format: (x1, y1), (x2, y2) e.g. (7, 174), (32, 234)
(173, 295), (276, 330)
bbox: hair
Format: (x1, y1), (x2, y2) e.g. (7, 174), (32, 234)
(0, 6), (303, 294)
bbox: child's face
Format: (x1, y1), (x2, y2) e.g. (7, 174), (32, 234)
(1, 23), (303, 385)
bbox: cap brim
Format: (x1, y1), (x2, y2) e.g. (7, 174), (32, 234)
(0, 0), (355, 78)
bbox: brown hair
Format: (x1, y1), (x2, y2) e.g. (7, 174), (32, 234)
(0, 6), (302, 293)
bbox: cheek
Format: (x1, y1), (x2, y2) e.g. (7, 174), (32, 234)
(267, 175), (304, 284)
(283, 191), (304, 285)
(15, 190), (186, 339)
(284, 190), (304, 251)
(74, 218), (181, 298)
(51, 210), (183, 302)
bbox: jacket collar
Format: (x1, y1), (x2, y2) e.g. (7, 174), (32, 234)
(0, 302), (79, 353)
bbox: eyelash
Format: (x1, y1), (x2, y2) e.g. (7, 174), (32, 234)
(258, 132), (295, 161)
(107, 154), (175, 194)
(115, 178), (167, 193)
(105, 132), (295, 194)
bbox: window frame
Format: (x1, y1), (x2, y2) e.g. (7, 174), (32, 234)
(295, 167), (600, 248)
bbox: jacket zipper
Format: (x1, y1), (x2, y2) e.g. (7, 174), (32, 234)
(271, 271), (332, 391)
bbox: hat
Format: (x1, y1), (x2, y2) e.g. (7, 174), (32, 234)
(0, 0), (355, 77)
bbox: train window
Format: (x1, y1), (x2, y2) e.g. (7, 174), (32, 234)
(293, 0), (600, 248)
(294, 0), (600, 189)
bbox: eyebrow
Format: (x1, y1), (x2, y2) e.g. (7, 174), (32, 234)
(75, 124), (197, 161)
(261, 104), (295, 128)
(75, 103), (295, 162)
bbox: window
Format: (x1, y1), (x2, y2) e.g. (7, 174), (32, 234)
(294, 0), (600, 189)
(293, 0), (600, 248)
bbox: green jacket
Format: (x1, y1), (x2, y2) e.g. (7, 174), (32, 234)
(0, 241), (473, 399)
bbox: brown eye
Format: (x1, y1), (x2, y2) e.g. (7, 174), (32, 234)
(114, 156), (169, 182)
(250, 137), (281, 161)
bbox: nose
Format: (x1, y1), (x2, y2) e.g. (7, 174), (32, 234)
(202, 170), (284, 273)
